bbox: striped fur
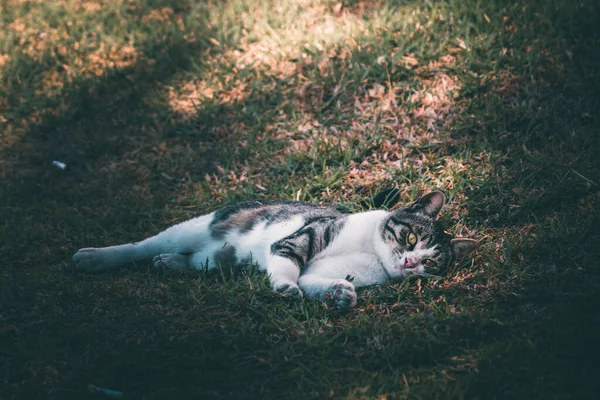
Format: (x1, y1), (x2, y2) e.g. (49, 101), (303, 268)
(73, 191), (479, 309)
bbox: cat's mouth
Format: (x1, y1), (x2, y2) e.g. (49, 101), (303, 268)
(393, 265), (413, 273)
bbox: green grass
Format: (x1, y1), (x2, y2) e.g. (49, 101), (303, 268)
(1, 0), (600, 398)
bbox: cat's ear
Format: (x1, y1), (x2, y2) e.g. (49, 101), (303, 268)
(409, 191), (446, 219)
(365, 188), (401, 209)
(451, 238), (481, 259)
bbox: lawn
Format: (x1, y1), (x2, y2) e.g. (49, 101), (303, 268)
(1, 0), (599, 398)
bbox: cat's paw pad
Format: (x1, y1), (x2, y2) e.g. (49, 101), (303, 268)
(152, 254), (188, 269)
(274, 282), (303, 298)
(331, 280), (357, 310)
(73, 248), (110, 272)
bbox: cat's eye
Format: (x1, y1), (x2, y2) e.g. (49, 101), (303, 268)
(406, 232), (417, 247)
(423, 259), (437, 268)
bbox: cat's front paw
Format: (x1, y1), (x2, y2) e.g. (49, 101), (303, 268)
(331, 280), (357, 310)
(273, 282), (304, 298)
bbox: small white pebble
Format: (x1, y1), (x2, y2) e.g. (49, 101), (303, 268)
(87, 384), (123, 398)
(52, 160), (67, 169)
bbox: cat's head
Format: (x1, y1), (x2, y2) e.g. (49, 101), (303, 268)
(378, 191), (480, 279)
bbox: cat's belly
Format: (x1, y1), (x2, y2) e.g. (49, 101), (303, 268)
(189, 215), (306, 270)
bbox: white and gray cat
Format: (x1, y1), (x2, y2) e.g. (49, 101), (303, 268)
(73, 191), (479, 309)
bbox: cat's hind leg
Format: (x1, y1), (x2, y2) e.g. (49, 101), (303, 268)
(73, 213), (214, 272)
(152, 253), (191, 269)
(73, 245), (144, 272)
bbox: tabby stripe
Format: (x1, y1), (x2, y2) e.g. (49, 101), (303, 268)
(274, 243), (297, 253)
(384, 224), (400, 242)
(275, 248), (305, 266)
(271, 216), (344, 267)
(422, 234), (433, 247)
(389, 217), (411, 229)
(306, 228), (316, 261)
(288, 251), (306, 266)
(324, 226), (332, 246)
(271, 240), (305, 262)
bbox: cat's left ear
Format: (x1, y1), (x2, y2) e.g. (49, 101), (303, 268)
(451, 238), (481, 259)
(410, 191), (446, 220)
(364, 188), (401, 209)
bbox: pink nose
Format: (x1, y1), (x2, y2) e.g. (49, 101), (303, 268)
(404, 257), (417, 268)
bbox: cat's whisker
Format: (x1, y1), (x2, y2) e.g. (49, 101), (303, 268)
(416, 272), (443, 280)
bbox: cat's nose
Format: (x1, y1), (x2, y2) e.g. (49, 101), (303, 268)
(404, 257), (417, 268)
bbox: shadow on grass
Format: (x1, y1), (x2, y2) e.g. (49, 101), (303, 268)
(0, 33), (291, 270)
(454, 3), (600, 397)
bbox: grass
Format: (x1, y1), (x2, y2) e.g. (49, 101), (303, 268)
(1, 0), (600, 398)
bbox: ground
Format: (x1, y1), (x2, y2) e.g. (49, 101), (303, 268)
(1, 0), (600, 399)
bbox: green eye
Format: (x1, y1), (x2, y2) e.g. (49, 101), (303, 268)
(423, 259), (437, 268)
(407, 232), (417, 247)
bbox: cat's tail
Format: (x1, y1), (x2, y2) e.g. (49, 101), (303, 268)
(73, 213), (214, 272)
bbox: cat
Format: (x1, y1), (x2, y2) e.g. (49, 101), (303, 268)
(73, 191), (480, 309)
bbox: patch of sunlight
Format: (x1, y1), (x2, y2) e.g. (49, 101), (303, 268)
(160, 1), (493, 207)
(324, 56), (464, 198)
(228, 0), (367, 78)
(79, 44), (141, 77)
(165, 0), (369, 119)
